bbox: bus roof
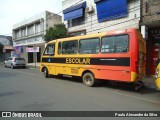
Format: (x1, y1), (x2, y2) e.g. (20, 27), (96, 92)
(48, 28), (138, 44)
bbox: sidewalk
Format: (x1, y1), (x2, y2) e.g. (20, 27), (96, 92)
(27, 62), (40, 69)
(143, 76), (158, 90)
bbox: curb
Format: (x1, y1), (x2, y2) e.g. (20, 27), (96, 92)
(144, 84), (159, 91)
(26, 65), (40, 70)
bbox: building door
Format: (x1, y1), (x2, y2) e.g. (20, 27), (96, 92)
(150, 35), (160, 75)
(37, 48), (41, 62)
(28, 52), (33, 63)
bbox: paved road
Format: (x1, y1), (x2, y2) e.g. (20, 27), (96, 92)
(0, 64), (160, 119)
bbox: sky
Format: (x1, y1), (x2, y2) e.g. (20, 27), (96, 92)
(0, 0), (63, 36)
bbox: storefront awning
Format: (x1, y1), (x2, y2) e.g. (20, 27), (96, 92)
(4, 45), (13, 50)
(94, 0), (128, 22)
(63, 2), (86, 21)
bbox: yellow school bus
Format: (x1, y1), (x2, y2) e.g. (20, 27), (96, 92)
(40, 28), (146, 88)
(155, 63), (160, 89)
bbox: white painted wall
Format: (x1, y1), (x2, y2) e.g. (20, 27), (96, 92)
(13, 11), (46, 29)
(62, 0), (140, 34)
(12, 11), (62, 46)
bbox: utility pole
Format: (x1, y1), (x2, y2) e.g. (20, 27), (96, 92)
(33, 45), (36, 68)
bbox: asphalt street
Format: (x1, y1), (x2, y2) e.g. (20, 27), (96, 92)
(0, 64), (160, 120)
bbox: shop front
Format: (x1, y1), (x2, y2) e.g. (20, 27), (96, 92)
(13, 37), (45, 63)
(148, 28), (160, 75)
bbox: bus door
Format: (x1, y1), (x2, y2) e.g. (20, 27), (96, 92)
(42, 43), (56, 75)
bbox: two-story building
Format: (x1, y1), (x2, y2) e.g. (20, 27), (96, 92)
(62, 0), (140, 36)
(12, 11), (62, 63)
(141, 0), (160, 75)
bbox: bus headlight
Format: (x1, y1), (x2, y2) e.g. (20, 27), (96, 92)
(155, 69), (159, 78)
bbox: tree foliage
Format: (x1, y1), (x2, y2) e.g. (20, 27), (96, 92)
(43, 23), (67, 42)
(0, 43), (4, 53)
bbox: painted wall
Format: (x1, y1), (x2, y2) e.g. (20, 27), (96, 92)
(13, 46), (24, 58)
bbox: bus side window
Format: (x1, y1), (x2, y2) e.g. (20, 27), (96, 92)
(101, 36), (114, 53)
(79, 38), (99, 54)
(62, 40), (78, 54)
(114, 35), (129, 53)
(44, 43), (55, 55)
(58, 42), (62, 54)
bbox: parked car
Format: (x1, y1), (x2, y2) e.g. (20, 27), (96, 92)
(155, 63), (160, 89)
(4, 57), (26, 69)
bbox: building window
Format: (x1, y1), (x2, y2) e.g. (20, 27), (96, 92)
(101, 35), (129, 53)
(68, 17), (85, 27)
(27, 25), (34, 36)
(15, 30), (20, 39)
(35, 22), (41, 34)
(62, 40), (78, 54)
(63, 2), (86, 27)
(21, 28), (26, 38)
(79, 38), (99, 54)
(68, 30), (86, 37)
(63, 2), (86, 21)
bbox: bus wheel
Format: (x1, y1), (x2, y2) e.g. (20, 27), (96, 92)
(82, 72), (95, 87)
(44, 68), (49, 78)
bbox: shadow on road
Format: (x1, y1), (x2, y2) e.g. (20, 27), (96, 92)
(50, 75), (82, 83)
(0, 91), (23, 98)
(97, 81), (159, 95)
(48, 75), (159, 94)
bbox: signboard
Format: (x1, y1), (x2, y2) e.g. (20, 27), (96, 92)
(14, 37), (44, 47)
(26, 47), (39, 52)
(141, 25), (148, 40)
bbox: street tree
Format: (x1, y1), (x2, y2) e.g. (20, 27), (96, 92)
(43, 23), (67, 42)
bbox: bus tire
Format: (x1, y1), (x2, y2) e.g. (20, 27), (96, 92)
(82, 72), (95, 87)
(44, 67), (49, 78)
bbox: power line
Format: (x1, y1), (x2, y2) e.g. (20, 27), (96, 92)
(15, 2), (141, 38)
(1, 0), (160, 37)
(70, 7), (141, 32)
(0, 1), (149, 36)
(65, 1), (160, 32)
(13, 6), (141, 41)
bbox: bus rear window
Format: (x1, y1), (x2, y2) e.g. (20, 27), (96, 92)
(101, 35), (129, 53)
